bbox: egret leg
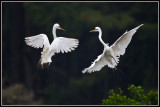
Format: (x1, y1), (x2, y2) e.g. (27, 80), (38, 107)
(112, 67), (117, 71)
(110, 55), (118, 64)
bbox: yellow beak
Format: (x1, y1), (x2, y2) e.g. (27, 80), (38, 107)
(58, 27), (66, 31)
(90, 29), (96, 32)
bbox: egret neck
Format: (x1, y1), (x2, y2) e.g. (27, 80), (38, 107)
(52, 26), (57, 39)
(98, 28), (107, 47)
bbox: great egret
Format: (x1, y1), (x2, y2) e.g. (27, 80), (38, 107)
(82, 24), (143, 74)
(25, 23), (79, 68)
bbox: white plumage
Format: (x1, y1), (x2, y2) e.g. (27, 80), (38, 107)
(82, 24), (143, 74)
(25, 23), (79, 68)
(51, 37), (78, 53)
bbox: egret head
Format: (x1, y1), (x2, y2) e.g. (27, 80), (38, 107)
(53, 23), (65, 31)
(90, 27), (101, 32)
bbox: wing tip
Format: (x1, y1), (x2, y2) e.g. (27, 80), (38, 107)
(82, 70), (86, 74)
(139, 24), (144, 27)
(82, 68), (88, 74)
(136, 24), (144, 30)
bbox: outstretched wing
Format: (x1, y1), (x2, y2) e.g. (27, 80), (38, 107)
(25, 34), (50, 49)
(50, 37), (79, 54)
(110, 24), (143, 57)
(82, 53), (107, 73)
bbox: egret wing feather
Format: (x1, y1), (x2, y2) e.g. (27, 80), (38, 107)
(51, 37), (79, 54)
(82, 53), (107, 73)
(110, 24), (143, 57)
(25, 34), (50, 49)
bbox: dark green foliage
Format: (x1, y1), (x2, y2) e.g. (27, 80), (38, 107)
(102, 84), (158, 105)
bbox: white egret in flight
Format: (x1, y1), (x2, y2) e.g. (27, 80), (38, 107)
(82, 24), (143, 74)
(25, 23), (79, 68)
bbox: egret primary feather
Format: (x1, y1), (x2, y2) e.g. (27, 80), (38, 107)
(82, 24), (143, 74)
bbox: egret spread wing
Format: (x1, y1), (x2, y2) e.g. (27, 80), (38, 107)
(25, 34), (50, 49)
(110, 24), (143, 57)
(82, 53), (107, 73)
(51, 37), (79, 54)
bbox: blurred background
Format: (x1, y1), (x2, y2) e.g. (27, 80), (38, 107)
(2, 2), (158, 105)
